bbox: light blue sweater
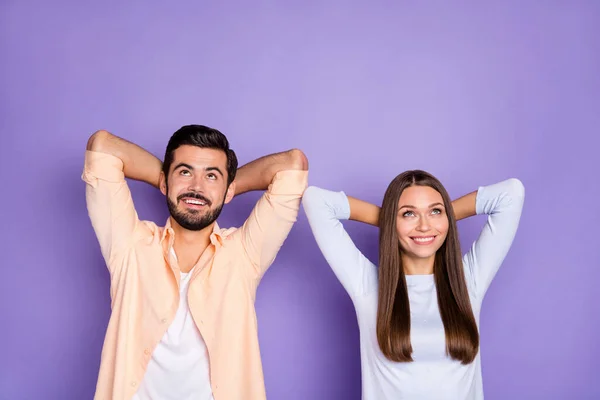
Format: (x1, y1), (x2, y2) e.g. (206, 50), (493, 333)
(302, 179), (525, 400)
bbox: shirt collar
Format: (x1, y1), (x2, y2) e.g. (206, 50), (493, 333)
(161, 219), (224, 249)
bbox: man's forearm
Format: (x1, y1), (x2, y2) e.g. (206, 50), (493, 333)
(233, 149), (308, 196)
(86, 130), (162, 188)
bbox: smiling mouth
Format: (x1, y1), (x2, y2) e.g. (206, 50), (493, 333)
(178, 193), (211, 208)
(410, 236), (436, 245)
(182, 198), (207, 206)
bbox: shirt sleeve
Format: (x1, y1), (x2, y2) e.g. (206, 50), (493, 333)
(237, 170), (308, 279)
(82, 150), (140, 272)
(463, 178), (525, 299)
(302, 186), (377, 301)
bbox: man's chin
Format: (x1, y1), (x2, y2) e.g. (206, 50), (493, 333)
(178, 208), (202, 216)
(177, 203), (211, 213)
(172, 218), (213, 231)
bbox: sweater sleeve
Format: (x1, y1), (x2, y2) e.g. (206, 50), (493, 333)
(302, 186), (377, 301)
(463, 178), (525, 299)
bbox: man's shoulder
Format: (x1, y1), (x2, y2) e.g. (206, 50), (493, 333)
(133, 219), (162, 242)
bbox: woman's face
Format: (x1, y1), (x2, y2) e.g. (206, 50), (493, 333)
(395, 185), (449, 260)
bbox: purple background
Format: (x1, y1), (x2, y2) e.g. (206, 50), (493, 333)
(1, 1), (599, 399)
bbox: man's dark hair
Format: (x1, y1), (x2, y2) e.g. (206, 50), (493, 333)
(163, 125), (238, 185)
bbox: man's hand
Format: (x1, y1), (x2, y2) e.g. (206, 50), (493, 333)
(86, 130), (163, 188)
(232, 149), (308, 196)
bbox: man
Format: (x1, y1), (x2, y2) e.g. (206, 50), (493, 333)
(83, 125), (308, 400)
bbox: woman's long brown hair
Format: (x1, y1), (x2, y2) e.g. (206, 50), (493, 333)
(376, 170), (479, 364)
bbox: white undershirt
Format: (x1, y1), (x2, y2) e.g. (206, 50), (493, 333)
(133, 250), (214, 400)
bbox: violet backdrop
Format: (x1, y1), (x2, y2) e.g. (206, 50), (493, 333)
(1, 1), (599, 399)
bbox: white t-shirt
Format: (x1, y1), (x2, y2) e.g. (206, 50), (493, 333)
(133, 250), (214, 400)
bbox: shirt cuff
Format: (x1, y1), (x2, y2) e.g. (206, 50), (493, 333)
(268, 170), (309, 195)
(475, 186), (486, 215)
(337, 191), (351, 220)
(82, 150), (125, 184)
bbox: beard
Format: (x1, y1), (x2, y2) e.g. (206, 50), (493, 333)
(166, 189), (225, 231)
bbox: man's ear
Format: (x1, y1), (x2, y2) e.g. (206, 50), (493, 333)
(224, 182), (236, 204)
(159, 171), (167, 196)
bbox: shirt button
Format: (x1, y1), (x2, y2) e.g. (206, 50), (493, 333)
(144, 349), (151, 355)
(161, 318), (167, 324)
(131, 381), (137, 387)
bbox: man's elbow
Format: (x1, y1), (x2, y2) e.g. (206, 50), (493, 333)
(287, 148), (309, 171)
(86, 130), (112, 152)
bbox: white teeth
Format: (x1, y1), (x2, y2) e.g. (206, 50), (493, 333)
(184, 199), (206, 205)
(413, 237), (434, 243)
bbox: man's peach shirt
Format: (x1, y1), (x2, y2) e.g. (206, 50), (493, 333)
(83, 151), (308, 400)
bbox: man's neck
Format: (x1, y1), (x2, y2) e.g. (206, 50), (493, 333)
(170, 218), (214, 273)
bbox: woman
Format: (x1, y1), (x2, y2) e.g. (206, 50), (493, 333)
(302, 171), (524, 399)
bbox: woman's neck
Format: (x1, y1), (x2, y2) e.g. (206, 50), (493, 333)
(402, 253), (435, 275)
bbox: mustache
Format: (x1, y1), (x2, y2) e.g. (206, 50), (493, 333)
(177, 192), (212, 206)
